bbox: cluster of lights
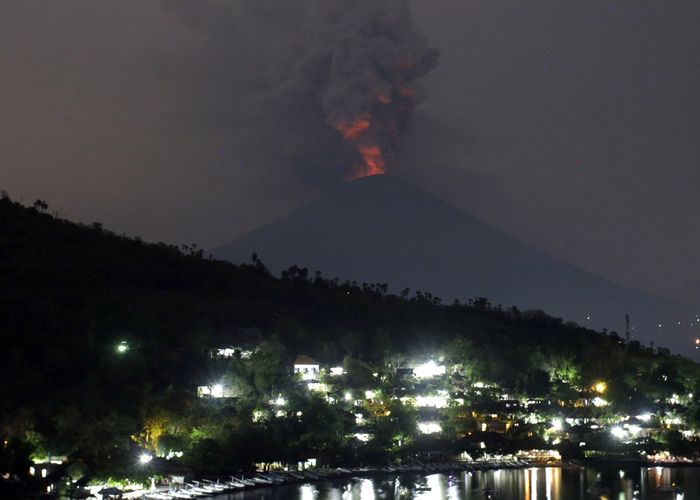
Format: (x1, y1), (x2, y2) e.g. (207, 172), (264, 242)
(215, 347), (253, 358)
(299, 371), (318, 381)
(115, 341), (129, 354)
(307, 382), (328, 392)
(197, 384), (227, 398)
(193, 350), (700, 463)
(611, 423), (643, 440)
(413, 360), (446, 379)
(418, 422), (442, 434)
(414, 392), (449, 409)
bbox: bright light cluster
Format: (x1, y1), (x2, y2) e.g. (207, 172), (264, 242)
(307, 382), (329, 392)
(414, 360), (446, 379)
(415, 392), (449, 408)
(418, 422), (442, 434)
(611, 427), (626, 439)
(197, 384), (226, 398)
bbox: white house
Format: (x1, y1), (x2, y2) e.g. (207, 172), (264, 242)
(294, 355), (320, 381)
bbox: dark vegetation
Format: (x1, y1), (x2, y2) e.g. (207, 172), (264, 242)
(1, 194), (700, 487)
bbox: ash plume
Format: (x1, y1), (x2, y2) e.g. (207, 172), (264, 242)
(301, 0), (439, 179)
(167, 0), (438, 181)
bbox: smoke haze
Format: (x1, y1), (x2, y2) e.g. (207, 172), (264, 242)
(2, 0), (700, 302)
(168, 0), (438, 180)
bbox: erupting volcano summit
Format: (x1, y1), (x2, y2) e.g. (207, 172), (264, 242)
(301, 0), (439, 179)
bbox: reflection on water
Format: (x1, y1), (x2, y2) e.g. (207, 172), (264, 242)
(223, 466), (700, 499)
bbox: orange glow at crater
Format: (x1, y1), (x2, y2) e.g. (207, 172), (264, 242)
(335, 116), (387, 180)
(344, 144), (386, 180)
(357, 145), (385, 176)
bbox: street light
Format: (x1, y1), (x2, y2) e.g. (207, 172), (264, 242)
(138, 453), (153, 465)
(551, 418), (563, 431)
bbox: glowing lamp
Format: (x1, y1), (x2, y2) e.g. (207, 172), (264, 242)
(417, 422), (442, 434)
(414, 360), (446, 379)
(139, 453), (153, 464)
(610, 427), (626, 439)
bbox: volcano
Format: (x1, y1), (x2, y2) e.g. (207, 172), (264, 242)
(214, 175), (692, 351)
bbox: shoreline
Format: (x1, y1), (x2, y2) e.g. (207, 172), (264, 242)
(140, 460), (534, 499)
(139, 458), (700, 499)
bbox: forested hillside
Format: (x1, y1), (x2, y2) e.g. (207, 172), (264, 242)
(1, 195), (699, 485)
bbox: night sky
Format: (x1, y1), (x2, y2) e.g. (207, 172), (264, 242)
(2, 1), (699, 303)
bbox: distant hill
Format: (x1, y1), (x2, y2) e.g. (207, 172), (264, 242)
(214, 175), (696, 354)
(2, 193), (700, 480)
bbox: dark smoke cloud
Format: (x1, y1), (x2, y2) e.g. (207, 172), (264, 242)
(167, 0), (438, 180)
(300, 0), (439, 178)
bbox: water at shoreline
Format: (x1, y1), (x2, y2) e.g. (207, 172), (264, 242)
(217, 466), (699, 499)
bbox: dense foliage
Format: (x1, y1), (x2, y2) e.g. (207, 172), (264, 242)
(2, 195), (700, 488)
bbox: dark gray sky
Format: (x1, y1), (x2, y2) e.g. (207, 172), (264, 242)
(2, 1), (699, 302)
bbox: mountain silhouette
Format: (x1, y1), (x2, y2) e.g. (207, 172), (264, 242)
(214, 175), (694, 353)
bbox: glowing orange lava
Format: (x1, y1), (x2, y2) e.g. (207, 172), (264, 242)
(335, 115), (388, 179)
(343, 143), (386, 180)
(336, 117), (371, 140)
(357, 145), (385, 175)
